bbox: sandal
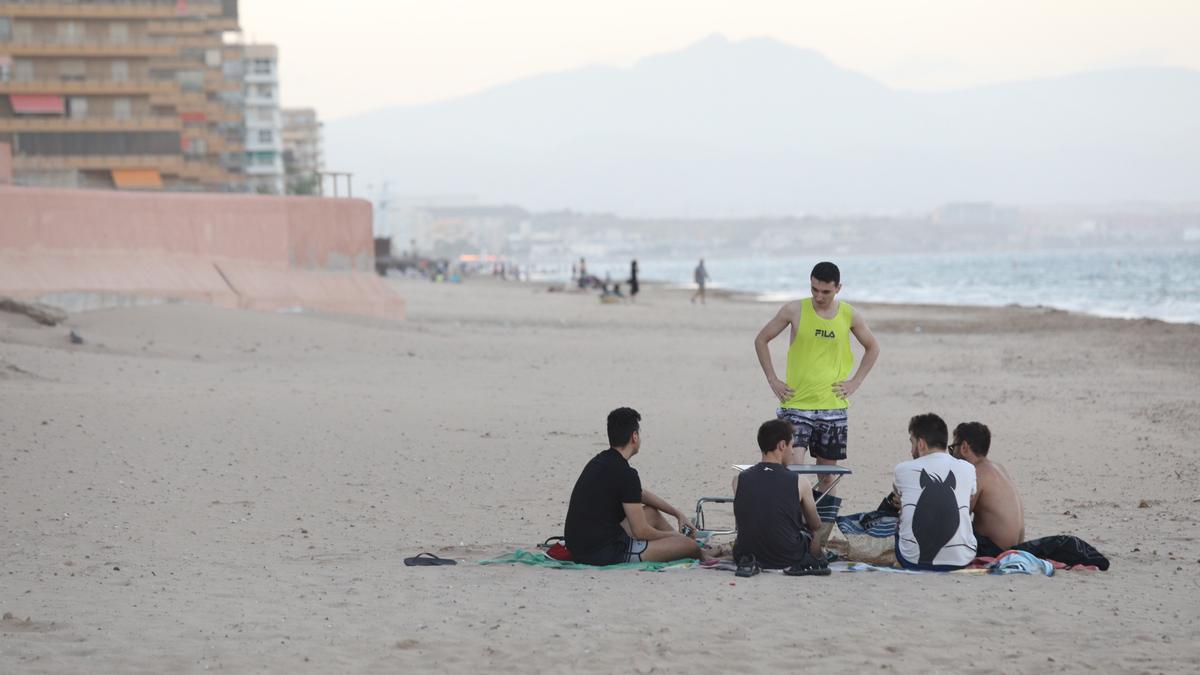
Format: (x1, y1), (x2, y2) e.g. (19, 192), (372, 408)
(403, 552), (458, 567)
(734, 554), (761, 578)
(784, 551), (831, 577)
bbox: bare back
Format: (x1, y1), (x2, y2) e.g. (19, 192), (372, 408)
(973, 460), (1025, 549)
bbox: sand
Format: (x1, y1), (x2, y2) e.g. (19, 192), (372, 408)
(2, 276), (1199, 673)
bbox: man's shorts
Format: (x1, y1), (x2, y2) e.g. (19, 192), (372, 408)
(776, 408), (848, 461)
(578, 534), (650, 566)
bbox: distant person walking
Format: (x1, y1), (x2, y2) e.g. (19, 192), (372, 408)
(629, 259), (640, 302)
(690, 259), (710, 304)
(578, 257), (589, 289)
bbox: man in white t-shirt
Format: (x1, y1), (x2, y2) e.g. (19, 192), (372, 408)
(893, 413), (978, 570)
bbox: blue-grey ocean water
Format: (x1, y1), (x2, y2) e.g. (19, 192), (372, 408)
(582, 247), (1200, 324)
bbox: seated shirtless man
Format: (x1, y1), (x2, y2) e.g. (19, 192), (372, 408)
(564, 407), (705, 565)
(950, 421), (1025, 557)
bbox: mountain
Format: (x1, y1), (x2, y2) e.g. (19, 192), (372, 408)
(325, 35), (1200, 216)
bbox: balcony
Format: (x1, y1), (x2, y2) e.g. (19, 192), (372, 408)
(13, 154), (186, 171)
(0, 80), (178, 95)
(244, 162), (283, 176)
(0, 1), (226, 19)
(148, 89), (206, 105)
(0, 116), (182, 132)
(204, 70), (242, 91)
(4, 41), (176, 58)
(175, 35), (223, 49)
(177, 158), (237, 182)
(145, 20), (207, 36)
(243, 93), (276, 108)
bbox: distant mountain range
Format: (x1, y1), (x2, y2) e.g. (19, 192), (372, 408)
(326, 35), (1200, 216)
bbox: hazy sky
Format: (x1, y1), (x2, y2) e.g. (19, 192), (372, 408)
(239, 0), (1200, 120)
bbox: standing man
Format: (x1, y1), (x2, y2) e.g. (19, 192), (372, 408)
(628, 259), (640, 303)
(564, 407), (704, 565)
(690, 258), (710, 304)
(752, 261), (880, 533)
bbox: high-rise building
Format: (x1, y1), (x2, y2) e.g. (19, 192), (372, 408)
(0, 0), (244, 191)
(281, 106), (319, 194)
(240, 42), (281, 194)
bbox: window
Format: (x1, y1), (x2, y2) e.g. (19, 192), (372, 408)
(14, 58), (33, 82)
(185, 137), (207, 156)
(58, 21), (84, 44)
(68, 96), (87, 119)
(113, 97), (131, 120)
(12, 19), (32, 42)
(254, 107), (273, 122)
(59, 59), (86, 81)
(111, 59), (128, 82)
(108, 22), (128, 43)
(255, 84), (273, 99)
(205, 49), (221, 67)
(257, 129), (273, 143)
(177, 70), (204, 92)
(252, 58), (272, 75)
(16, 131), (181, 156)
(0, 17), (11, 42)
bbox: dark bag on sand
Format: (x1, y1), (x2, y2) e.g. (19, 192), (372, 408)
(1017, 535), (1110, 571)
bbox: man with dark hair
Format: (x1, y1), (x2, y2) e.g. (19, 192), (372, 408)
(564, 407), (704, 565)
(753, 261), (881, 541)
(950, 422), (1025, 556)
(731, 419), (828, 576)
(893, 413), (977, 570)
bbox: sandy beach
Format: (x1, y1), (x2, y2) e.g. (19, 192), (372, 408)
(2, 276), (1199, 673)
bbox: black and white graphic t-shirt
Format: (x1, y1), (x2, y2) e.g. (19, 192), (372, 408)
(894, 452), (977, 568)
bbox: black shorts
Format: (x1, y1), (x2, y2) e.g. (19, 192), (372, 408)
(776, 408), (848, 461)
(573, 534), (649, 566)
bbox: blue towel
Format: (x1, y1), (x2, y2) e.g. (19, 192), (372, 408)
(837, 512), (899, 539)
(990, 550), (1054, 576)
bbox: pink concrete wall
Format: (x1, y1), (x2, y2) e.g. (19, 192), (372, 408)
(0, 187), (372, 266)
(0, 142), (11, 185)
(0, 186), (404, 319)
(285, 197), (375, 272)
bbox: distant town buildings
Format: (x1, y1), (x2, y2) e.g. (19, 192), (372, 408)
(0, 1), (319, 194)
(281, 106), (320, 194)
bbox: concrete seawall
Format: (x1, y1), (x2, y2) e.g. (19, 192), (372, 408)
(0, 186), (405, 319)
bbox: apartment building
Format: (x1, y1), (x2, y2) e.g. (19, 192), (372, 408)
(240, 42), (281, 193)
(281, 106), (319, 194)
(0, 0), (245, 191)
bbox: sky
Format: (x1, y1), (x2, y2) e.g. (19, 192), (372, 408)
(238, 0), (1200, 121)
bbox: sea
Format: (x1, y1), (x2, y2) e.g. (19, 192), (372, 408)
(572, 246), (1200, 325)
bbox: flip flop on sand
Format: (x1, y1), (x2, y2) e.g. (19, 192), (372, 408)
(403, 552), (458, 567)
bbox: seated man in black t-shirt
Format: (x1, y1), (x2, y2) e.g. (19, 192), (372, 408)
(732, 419), (826, 574)
(564, 407), (704, 565)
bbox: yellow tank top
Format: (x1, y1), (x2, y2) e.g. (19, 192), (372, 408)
(782, 298), (855, 410)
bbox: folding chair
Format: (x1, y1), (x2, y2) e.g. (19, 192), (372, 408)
(694, 464), (853, 536)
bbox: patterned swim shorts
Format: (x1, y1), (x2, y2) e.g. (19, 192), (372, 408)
(776, 408), (848, 461)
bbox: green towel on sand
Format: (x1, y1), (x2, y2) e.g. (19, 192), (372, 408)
(478, 549), (696, 571)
